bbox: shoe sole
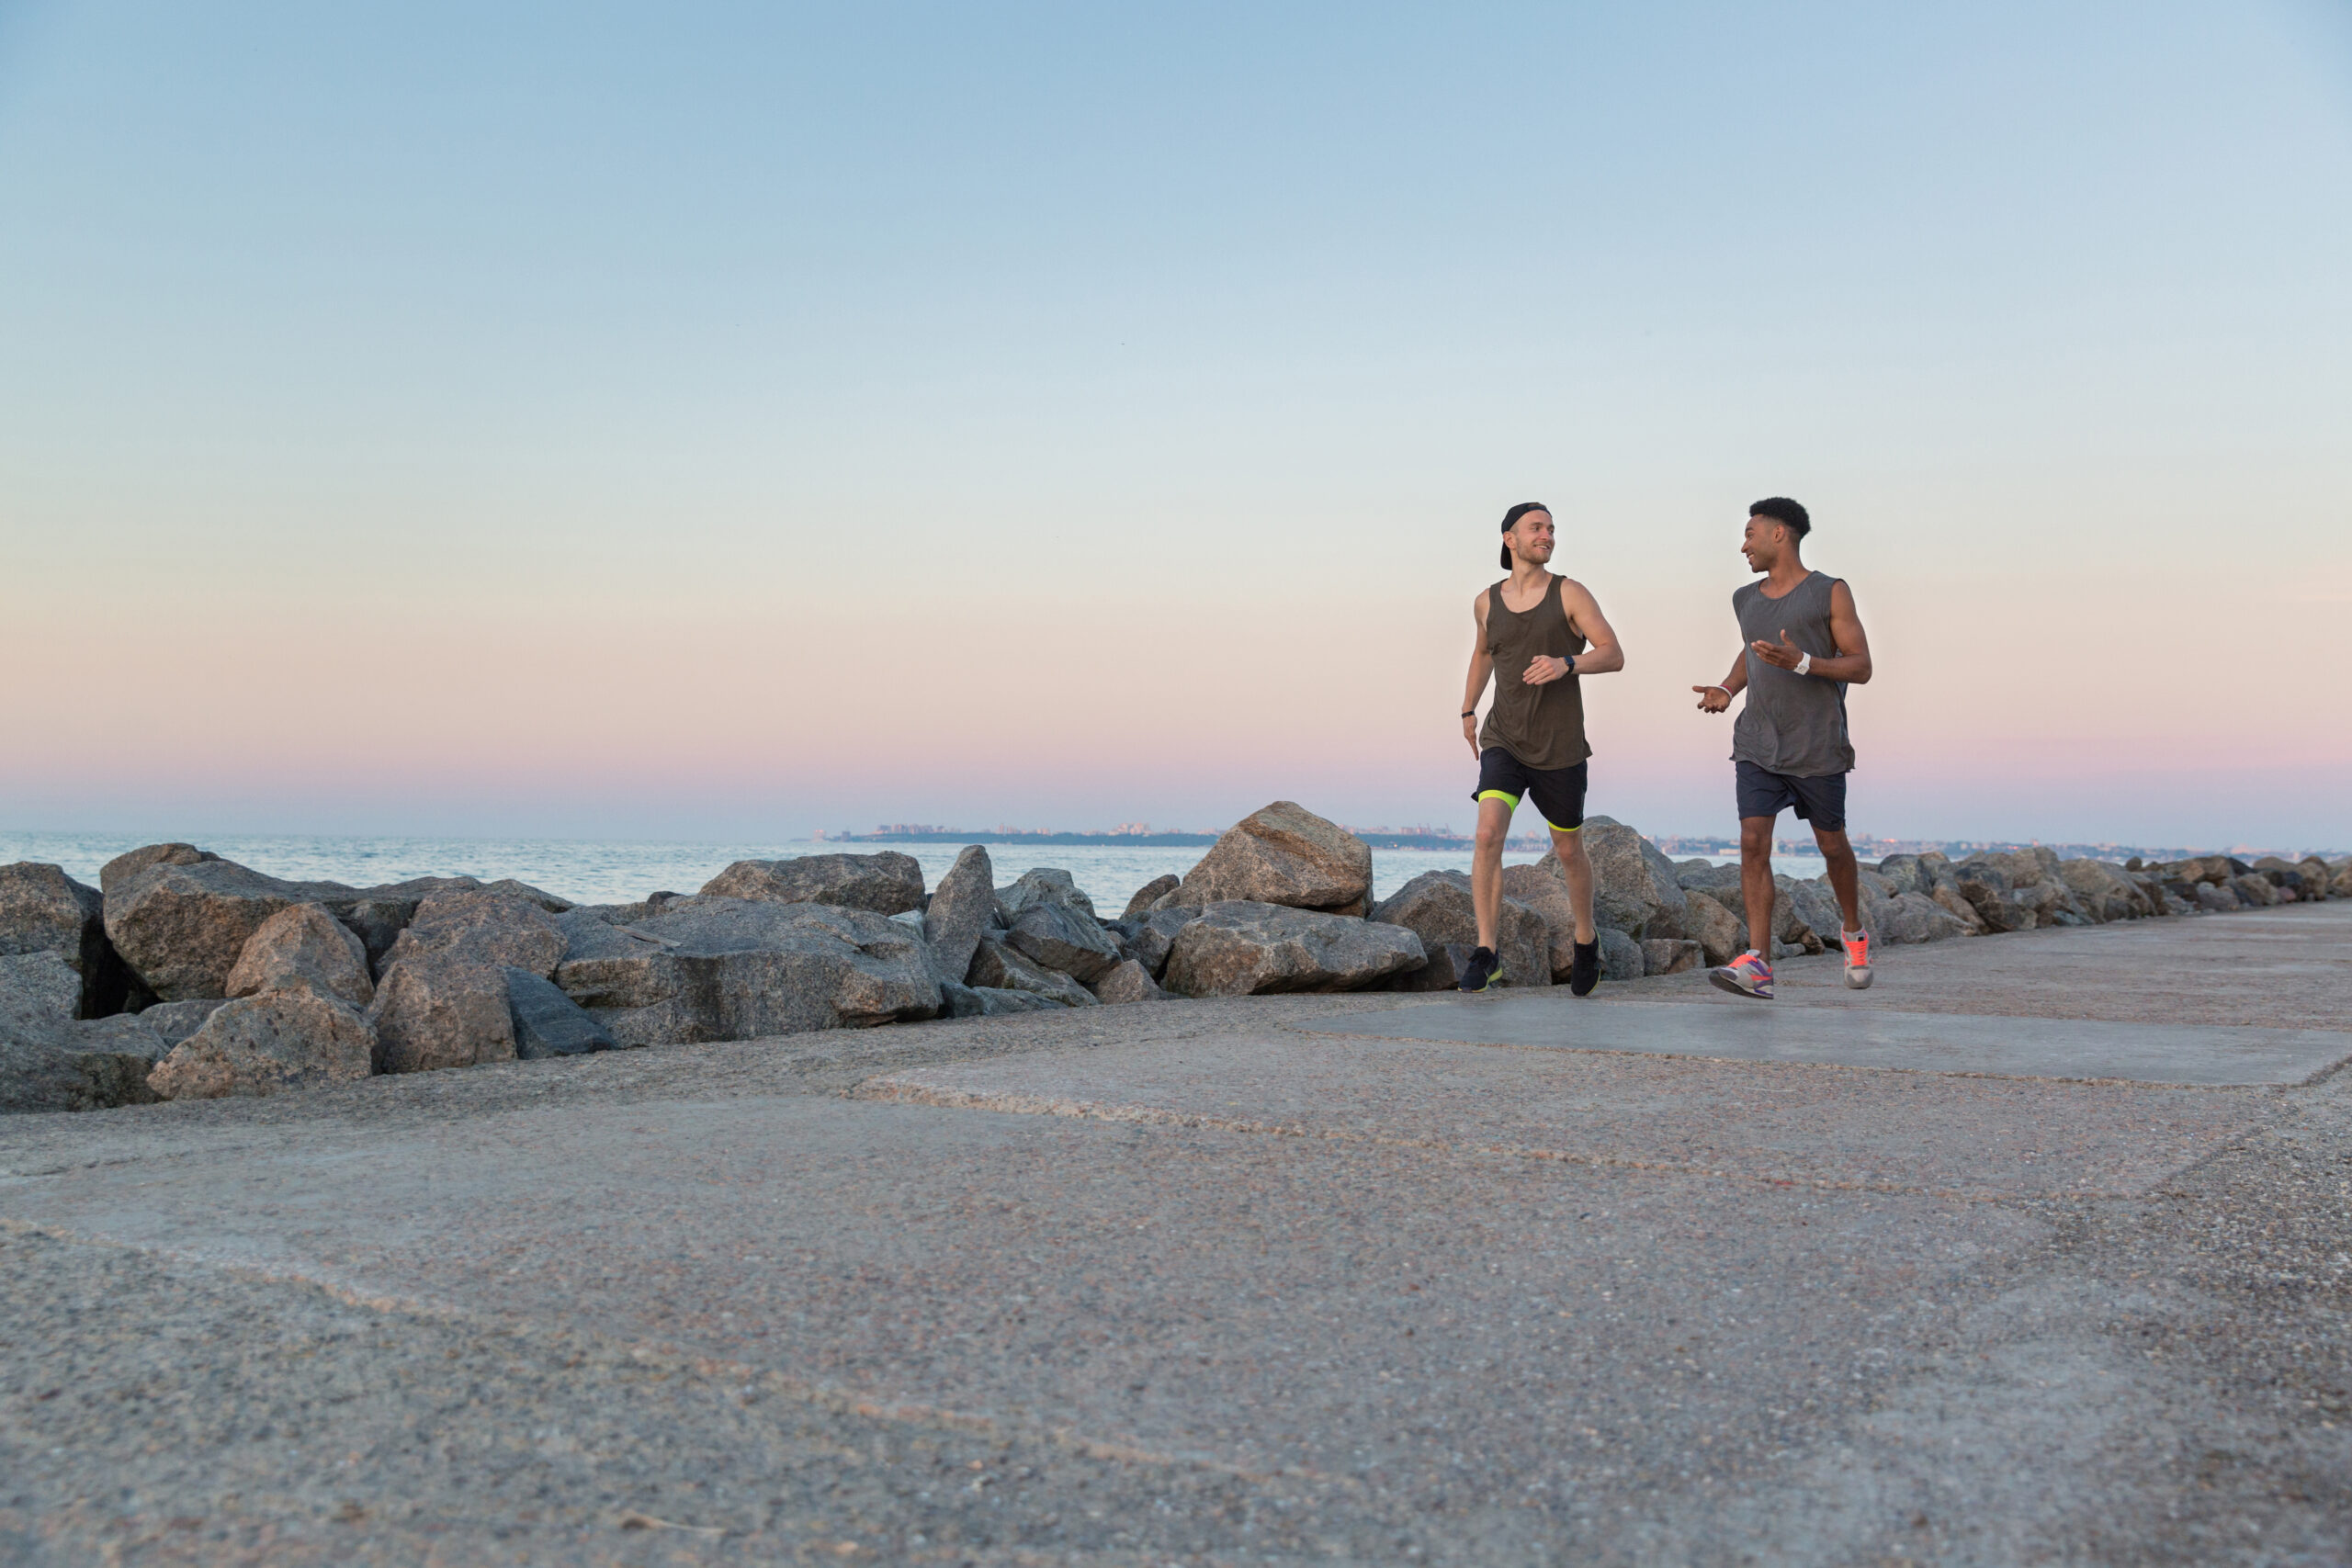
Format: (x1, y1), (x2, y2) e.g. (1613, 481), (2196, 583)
(1844, 967), (1873, 989)
(1706, 967), (1772, 1000)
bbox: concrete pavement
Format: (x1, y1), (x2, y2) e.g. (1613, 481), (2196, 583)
(2, 904), (2348, 1564)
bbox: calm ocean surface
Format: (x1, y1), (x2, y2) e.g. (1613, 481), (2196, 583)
(0, 831), (1827, 910)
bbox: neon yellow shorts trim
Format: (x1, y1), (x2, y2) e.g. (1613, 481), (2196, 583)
(1480, 789), (1578, 834)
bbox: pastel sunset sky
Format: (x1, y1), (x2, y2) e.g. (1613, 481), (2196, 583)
(3, 2), (2347, 848)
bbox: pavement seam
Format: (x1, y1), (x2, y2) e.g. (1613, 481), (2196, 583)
(1270, 1022), (2322, 1089)
(0, 1213), (1363, 1496)
(852, 1078), (2154, 1201)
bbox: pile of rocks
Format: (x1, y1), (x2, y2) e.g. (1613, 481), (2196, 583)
(2, 815), (2340, 1113)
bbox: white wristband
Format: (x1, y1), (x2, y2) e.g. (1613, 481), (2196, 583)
(1795, 652), (1813, 676)
(1704, 684), (1731, 696)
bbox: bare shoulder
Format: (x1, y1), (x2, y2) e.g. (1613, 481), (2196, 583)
(1473, 582), (1496, 620)
(1827, 577), (1861, 613)
(1555, 575), (1603, 611)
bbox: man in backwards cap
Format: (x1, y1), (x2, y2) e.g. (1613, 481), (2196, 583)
(1457, 502), (1625, 995)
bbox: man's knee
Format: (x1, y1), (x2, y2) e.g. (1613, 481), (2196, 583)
(1474, 819), (1510, 854)
(1739, 818), (1775, 857)
(1815, 828), (1855, 863)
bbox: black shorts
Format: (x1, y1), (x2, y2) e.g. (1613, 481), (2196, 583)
(1474, 750), (1588, 833)
(1735, 761), (1848, 831)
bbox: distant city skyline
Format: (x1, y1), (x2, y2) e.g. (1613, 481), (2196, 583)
(2, 3), (2346, 848)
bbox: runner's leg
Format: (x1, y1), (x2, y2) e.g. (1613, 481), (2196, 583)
(1740, 814), (1777, 955)
(1470, 794), (1514, 952)
(1549, 826), (1597, 943)
(1816, 825), (1862, 934)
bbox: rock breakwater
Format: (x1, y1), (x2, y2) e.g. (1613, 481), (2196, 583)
(0, 810), (2340, 1113)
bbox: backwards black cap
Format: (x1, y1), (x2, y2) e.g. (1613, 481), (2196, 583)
(1499, 502), (1549, 570)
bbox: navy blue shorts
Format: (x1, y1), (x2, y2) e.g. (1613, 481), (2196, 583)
(1736, 761), (1848, 831)
(1474, 750), (1588, 833)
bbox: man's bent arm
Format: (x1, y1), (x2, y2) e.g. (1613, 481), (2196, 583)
(1821, 580), (1872, 684)
(1561, 581), (1625, 675)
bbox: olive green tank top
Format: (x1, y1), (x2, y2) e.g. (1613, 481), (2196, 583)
(1478, 575), (1589, 770)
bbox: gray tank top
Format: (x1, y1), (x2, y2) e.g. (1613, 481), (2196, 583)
(1479, 575), (1589, 771)
(1731, 570), (1855, 777)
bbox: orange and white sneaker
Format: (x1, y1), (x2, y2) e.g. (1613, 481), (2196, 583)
(1707, 950), (1773, 999)
(1841, 930), (1873, 989)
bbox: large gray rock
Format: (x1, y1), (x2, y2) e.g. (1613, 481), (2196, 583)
(922, 846), (995, 987)
(937, 981), (1062, 1018)
(967, 938), (1097, 1009)
(1688, 881), (1821, 958)
(1162, 901), (1424, 997)
(1948, 859), (2031, 934)
(1121, 875), (1181, 920)
(225, 903), (375, 1009)
(0, 953), (164, 1112)
(0, 861), (129, 1018)
(2230, 874), (2279, 908)
(503, 968), (616, 1058)
(1371, 871), (1550, 989)
(1679, 886), (1747, 966)
(334, 875), (489, 971)
(1595, 928), (1645, 983)
(369, 958), (518, 1074)
(1577, 819), (1692, 941)
(1090, 959), (1171, 1005)
(1874, 854), (1933, 897)
(1004, 900), (1123, 984)
(381, 890), (567, 978)
(98, 842), (217, 897)
(2057, 860), (2152, 923)
(554, 897), (942, 1046)
(1166, 803), (1373, 916)
(1929, 883), (1986, 933)
(141, 998), (227, 1048)
(1783, 877), (1847, 945)
(2195, 881), (2242, 912)
(1642, 939), (1702, 976)
(1124, 907), (1204, 981)
(1875, 891), (1969, 945)
(479, 878), (572, 912)
(2334, 861), (2352, 900)
(2296, 857), (2332, 901)
(699, 852), (924, 915)
(996, 868), (1099, 921)
(1676, 858), (1743, 891)
(2016, 877), (2090, 926)
(1498, 863), (1583, 979)
(150, 989), (375, 1100)
(105, 860), (343, 1002)
(1387, 942), (1484, 992)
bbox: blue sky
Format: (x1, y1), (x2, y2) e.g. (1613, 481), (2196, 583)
(2, 2), (2347, 848)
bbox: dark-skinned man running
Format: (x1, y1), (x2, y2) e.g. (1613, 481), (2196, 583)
(1691, 497), (1874, 998)
(1459, 502), (1625, 995)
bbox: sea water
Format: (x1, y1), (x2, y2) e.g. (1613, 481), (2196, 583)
(0, 830), (1828, 912)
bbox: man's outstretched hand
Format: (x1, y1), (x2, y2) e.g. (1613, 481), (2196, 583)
(1691, 685), (1730, 714)
(1750, 630), (1804, 671)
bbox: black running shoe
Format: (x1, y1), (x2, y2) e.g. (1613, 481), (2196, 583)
(1569, 938), (1600, 997)
(1457, 946), (1502, 992)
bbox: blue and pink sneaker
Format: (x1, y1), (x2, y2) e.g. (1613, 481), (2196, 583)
(1707, 950), (1774, 999)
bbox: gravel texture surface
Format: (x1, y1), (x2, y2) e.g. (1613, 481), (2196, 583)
(1, 901), (2347, 1564)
